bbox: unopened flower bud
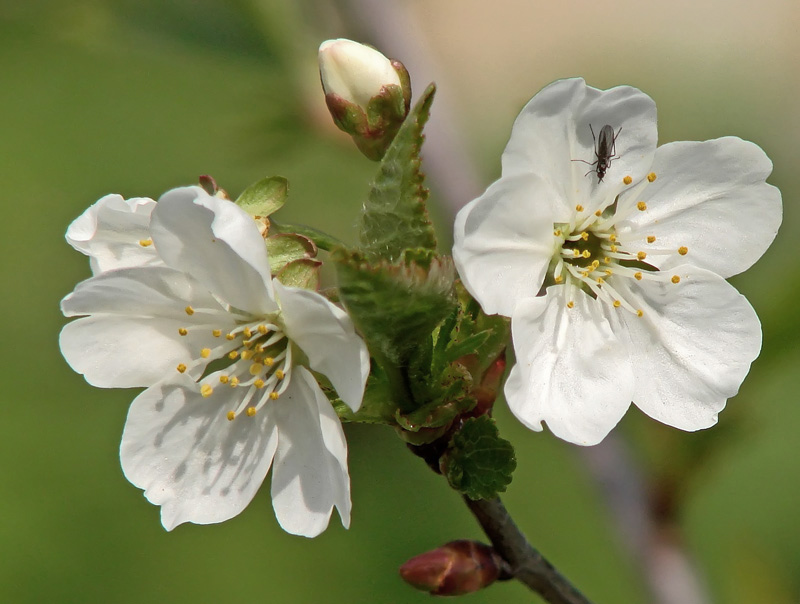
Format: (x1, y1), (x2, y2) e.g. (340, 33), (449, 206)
(318, 38), (411, 160)
(399, 540), (508, 596)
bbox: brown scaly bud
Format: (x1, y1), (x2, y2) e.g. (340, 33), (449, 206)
(399, 540), (510, 596)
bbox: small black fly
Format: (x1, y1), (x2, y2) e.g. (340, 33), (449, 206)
(572, 124), (621, 183)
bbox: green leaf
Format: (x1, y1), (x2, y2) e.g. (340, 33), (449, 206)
(443, 416), (516, 500)
(275, 258), (321, 289)
(334, 248), (457, 411)
(359, 84), (438, 262)
(235, 176), (288, 217)
(266, 232), (317, 274)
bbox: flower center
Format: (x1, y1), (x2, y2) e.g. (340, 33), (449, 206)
(175, 307), (293, 421)
(547, 172), (689, 317)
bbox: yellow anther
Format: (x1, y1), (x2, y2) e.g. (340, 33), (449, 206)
(623, 175), (633, 185)
(257, 324), (268, 335)
(554, 229), (562, 236)
(229, 376), (240, 387)
(595, 210), (602, 217)
(609, 234), (617, 242)
(249, 364), (262, 376)
(581, 271), (589, 278)
(604, 269), (613, 275)
(253, 345), (264, 353)
(254, 379), (265, 389)
(219, 375), (229, 384)
(596, 277), (605, 284)
(246, 407), (257, 417)
(554, 275), (564, 284)
(637, 201), (647, 211)
(138, 238), (153, 247)
(647, 235), (656, 243)
(671, 275), (681, 284)
(647, 172), (657, 182)
(185, 306), (195, 316)
(226, 333), (236, 341)
(573, 249), (581, 257)
(575, 204), (584, 212)
(591, 260), (600, 269)
(566, 301), (575, 309)
(637, 251), (647, 260)
(610, 245), (618, 253)
(678, 246), (688, 255)
(226, 411), (236, 421)
(201, 384), (213, 398)
(243, 327), (252, 338)
(212, 329), (222, 337)
(634, 272), (642, 280)
(582, 250), (591, 258)
(241, 350), (253, 361)
(200, 348), (211, 359)
(603, 257), (611, 265)
(228, 350), (239, 360)
(264, 357), (275, 366)
(178, 327), (188, 336)
(581, 232), (589, 241)
(275, 370), (285, 380)
(176, 363), (187, 373)
(613, 300), (621, 308)
(636, 310), (644, 317)
(269, 392), (279, 400)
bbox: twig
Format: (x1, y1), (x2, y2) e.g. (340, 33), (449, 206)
(463, 497), (592, 604)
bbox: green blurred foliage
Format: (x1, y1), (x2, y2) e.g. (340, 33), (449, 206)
(2, 1), (798, 603)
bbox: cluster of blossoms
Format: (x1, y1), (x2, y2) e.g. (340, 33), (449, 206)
(454, 78), (782, 445)
(60, 187), (369, 535)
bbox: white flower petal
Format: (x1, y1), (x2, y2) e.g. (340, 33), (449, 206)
(501, 78), (657, 215)
(120, 374), (279, 530)
(506, 288), (634, 446)
(271, 367), (351, 537)
(59, 315), (212, 388)
(150, 187), (277, 315)
(66, 194), (160, 274)
(273, 280), (368, 411)
(60, 266), (224, 318)
(614, 267), (761, 430)
(618, 137), (782, 278)
(453, 173), (557, 317)
(60, 267), (229, 387)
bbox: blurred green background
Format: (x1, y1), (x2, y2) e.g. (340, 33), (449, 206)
(2, 1), (798, 602)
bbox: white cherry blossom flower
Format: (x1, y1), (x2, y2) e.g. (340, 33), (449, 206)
(453, 78), (781, 446)
(65, 193), (161, 273)
(60, 186), (369, 535)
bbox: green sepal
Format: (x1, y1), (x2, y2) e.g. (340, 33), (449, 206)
(275, 258), (321, 290)
(359, 84), (438, 262)
(266, 232), (318, 274)
(235, 176), (288, 218)
(442, 416), (516, 501)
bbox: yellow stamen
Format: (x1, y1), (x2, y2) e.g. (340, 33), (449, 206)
(200, 348), (211, 359)
(184, 306), (195, 316)
(678, 246), (688, 255)
(241, 350), (253, 361)
(580, 232), (589, 241)
(647, 172), (657, 182)
(269, 392), (279, 400)
(566, 301), (575, 309)
(554, 229), (562, 236)
(609, 234), (617, 242)
(226, 333), (236, 341)
(200, 384), (213, 398)
(637, 201), (647, 211)
(554, 275), (564, 284)
(613, 300), (621, 308)
(138, 238), (153, 247)
(603, 257), (611, 264)
(637, 251), (647, 260)
(212, 329), (222, 337)
(249, 364), (262, 376)
(219, 375), (229, 384)
(575, 204), (584, 212)
(178, 327), (188, 336)
(595, 210), (602, 217)
(257, 324), (268, 335)
(671, 275), (681, 284)
(582, 250), (591, 258)
(246, 407), (257, 417)
(623, 175), (633, 185)
(226, 411), (236, 421)
(243, 327), (252, 338)
(634, 272), (642, 280)
(229, 377), (239, 387)
(636, 310), (644, 317)
(647, 236), (656, 243)
(254, 379), (265, 388)
(275, 370), (285, 380)
(176, 363), (187, 373)
(228, 350), (239, 360)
